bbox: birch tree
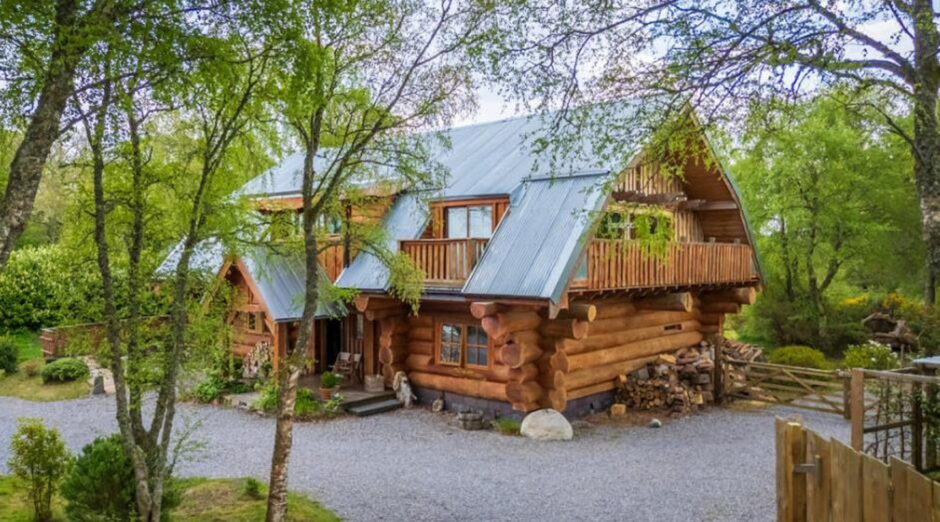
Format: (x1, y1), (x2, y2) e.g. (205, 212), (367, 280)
(263, 1), (486, 519)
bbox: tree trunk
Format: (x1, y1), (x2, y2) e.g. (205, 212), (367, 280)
(0, 0), (89, 269)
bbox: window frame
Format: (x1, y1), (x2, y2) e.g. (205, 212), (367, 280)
(445, 204), (494, 239)
(434, 319), (492, 370)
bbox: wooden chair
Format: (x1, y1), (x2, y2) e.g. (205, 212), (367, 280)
(332, 352), (362, 384)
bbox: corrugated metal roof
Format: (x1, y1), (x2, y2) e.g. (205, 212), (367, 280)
(333, 192), (428, 291)
(240, 249), (341, 322)
(156, 239), (227, 276)
(462, 172), (608, 300)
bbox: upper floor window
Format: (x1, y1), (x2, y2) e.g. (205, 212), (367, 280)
(446, 205), (493, 238)
(596, 210), (672, 240)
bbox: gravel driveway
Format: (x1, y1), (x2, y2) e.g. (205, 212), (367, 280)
(0, 396), (848, 521)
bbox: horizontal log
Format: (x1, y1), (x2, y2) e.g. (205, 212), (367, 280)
(506, 330), (540, 346)
(511, 401), (541, 413)
(699, 324), (721, 334)
(405, 354), (432, 369)
(470, 301), (502, 319)
(366, 307), (405, 321)
(410, 326), (434, 343)
(562, 330), (703, 373)
(589, 311), (693, 335)
(379, 347), (407, 365)
(499, 342), (543, 369)
(565, 354), (663, 390)
(506, 381), (543, 403)
(635, 292), (693, 312)
(559, 303), (597, 322)
(580, 320), (701, 353)
(594, 301), (638, 319)
(408, 314), (433, 327)
(540, 318), (589, 340)
(545, 387), (567, 411)
(545, 338), (582, 354)
(698, 313), (723, 325)
(567, 381), (616, 401)
(700, 302), (740, 314)
(379, 333), (407, 351)
(482, 311), (542, 340)
(408, 371), (508, 402)
(506, 363), (539, 383)
(703, 286), (757, 305)
(408, 340), (433, 355)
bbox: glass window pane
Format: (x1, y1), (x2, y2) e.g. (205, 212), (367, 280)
(468, 206), (493, 238)
(446, 207), (468, 238)
(477, 347), (487, 366)
(467, 347), (477, 366)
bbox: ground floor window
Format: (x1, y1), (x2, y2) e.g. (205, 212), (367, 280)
(436, 321), (490, 368)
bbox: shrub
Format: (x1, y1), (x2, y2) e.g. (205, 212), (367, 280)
(255, 382), (279, 413)
(768, 345), (829, 369)
(493, 417), (521, 436)
(194, 375), (225, 403)
(0, 337), (17, 375)
(61, 434), (136, 521)
(60, 433), (180, 521)
(243, 477), (263, 500)
(294, 387), (319, 417)
(843, 341), (900, 370)
(40, 357), (89, 383)
(22, 359), (41, 377)
(320, 371), (341, 389)
(7, 418), (72, 522)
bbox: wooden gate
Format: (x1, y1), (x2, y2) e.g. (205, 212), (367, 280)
(726, 360), (848, 416)
(777, 417), (939, 521)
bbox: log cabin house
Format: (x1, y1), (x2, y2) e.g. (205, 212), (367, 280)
(177, 108), (762, 418)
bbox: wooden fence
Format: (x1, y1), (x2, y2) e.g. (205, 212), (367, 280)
(583, 240), (757, 291)
(725, 359), (849, 416)
(777, 417), (939, 521)
(849, 368), (940, 472)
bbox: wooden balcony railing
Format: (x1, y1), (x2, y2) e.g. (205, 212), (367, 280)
(581, 240), (757, 291)
(399, 238), (489, 286)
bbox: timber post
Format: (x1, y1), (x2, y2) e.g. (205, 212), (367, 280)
(850, 368), (865, 451)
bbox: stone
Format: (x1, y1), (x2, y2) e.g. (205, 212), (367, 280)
(648, 418), (662, 429)
(520, 409), (573, 441)
(609, 403), (627, 417)
(91, 373), (105, 395)
(431, 398), (445, 413)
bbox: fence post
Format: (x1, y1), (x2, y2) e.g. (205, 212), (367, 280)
(842, 372), (851, 420)
(912, 382), (923, 471)
(776, 418), (808, 522)
(851, 369), (864, 451)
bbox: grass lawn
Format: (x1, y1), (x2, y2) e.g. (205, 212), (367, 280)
(0, 332), (89, 401)
(0, 476), (339, 522)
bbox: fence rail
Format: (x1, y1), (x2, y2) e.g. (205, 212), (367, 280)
(583, 240), (757, 290)
(399, 238), (488, 286)
(725, 359), (849, 416)
(777, 417), (939, 521)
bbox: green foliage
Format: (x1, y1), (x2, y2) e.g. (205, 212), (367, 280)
(255, 382), (279, 413)
(194, 376), (226, 403)
(255, 383), (343, 419)
(59, 433), (181, 522)
(881, 292), (940, 354)
(60, 435), (136, 522)
(768, 346), (829, 369)
(242, 478), (262, 500)
(319, 371), (341, 389)
(21, 359), (41, 378)
(0, 337), (17, 375)
(843, 342), (900, 370)
(492, 417), (521, 436)
(294, 388), (319, 417)
(40, 358), (89, 383)
(7, 419), (72, 522)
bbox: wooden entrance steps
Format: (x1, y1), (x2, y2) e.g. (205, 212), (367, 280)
(343, 392), (401, 417)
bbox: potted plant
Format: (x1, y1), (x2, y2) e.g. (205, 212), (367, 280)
(319, 371), (342, 400)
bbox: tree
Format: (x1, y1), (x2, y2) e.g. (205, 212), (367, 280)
(7, 418), (72, 522)
(71, 3), (274, 519)
(484, 0), (940, 302)
(0, 0), (132, 270)
(262, 1), (485, 519)
(735, 92), (917, 348)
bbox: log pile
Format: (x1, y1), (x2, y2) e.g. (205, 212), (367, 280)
(720, 339), (768, 400)
(615, 340), (717, 413)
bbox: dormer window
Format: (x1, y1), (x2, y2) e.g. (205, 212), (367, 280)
(446, 205), (493, 238)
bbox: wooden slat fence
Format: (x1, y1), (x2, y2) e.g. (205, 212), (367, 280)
(585, 240), (757, 290)
(777, 417), (940, 521)
(726, 360), (849, 416)
(399, 238), (488, 286)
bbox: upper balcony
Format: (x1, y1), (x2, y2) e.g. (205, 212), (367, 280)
(573, 240), (758, 292)
(399, 238), (488, 287)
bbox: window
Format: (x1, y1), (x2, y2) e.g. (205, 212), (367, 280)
(595, 210), (672, 240)
(437, 321), (489, 368)
(244, 312), (263, 333)
(446, 205), (493, 238)
(318, 214), (342, 235)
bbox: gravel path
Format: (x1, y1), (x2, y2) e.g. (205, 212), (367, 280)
(0, 396), (848, 521)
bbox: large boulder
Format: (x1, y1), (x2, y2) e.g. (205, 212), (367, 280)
(520, 409), (573, 441)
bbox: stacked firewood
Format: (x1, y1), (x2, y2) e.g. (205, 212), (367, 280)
(720, 339), (768, 400)
(722, 339), (765, 363)
(615, 341), (717, 413)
